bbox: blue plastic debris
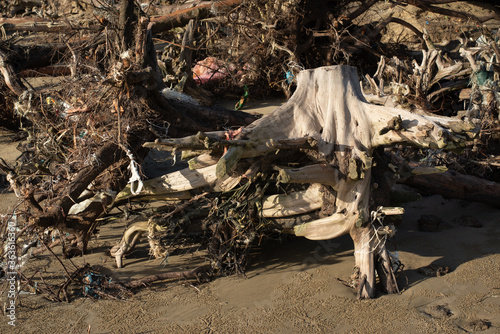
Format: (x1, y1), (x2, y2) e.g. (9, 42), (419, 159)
(82, 271), (112, 299)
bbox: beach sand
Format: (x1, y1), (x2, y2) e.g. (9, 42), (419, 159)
(0, 124), (499, 333)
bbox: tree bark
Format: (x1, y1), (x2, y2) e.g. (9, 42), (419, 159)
(119, 0), (138, 51)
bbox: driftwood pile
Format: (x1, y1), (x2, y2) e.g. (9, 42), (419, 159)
(0, 0), (499, 300)
(363, 27), (500, 183)
(111, 65), (481, 298)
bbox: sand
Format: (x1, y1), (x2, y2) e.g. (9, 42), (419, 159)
(0, 125), (499, 333)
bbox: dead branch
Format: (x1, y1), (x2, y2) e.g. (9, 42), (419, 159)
(111, 265), (210, 289)
(0, 47), (27, 96)
(410, 0), (500, 24)
(118, 65), (475, 299)
(0, 17), (101, 33)
(150, 0), (244, 33)
(31, 142), (124, 229)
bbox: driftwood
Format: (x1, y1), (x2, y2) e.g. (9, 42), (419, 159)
(116, 164), (217, 202)
(0, 0), (242, 34)
(26, 140), (152, 257)
(233, 66), (469, 298)
(364, 46), (473, 112)
(0, 17), (101, 33)
(107, 265), (209, 290)
(119, 65), (474, 298)
(110, 221), (161, 268)
(403, 169), (500, 209)
(150, 0), (243, 33)
(5, 0), (236, 35)
(1, 0), (257, 259)
(32, 143), (124, 227)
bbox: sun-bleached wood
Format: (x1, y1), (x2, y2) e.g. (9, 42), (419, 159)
(261, 183), (324, 218)
(116, 164), (217, 201)
(231, 65), (472, 297)
(117, 65), (473, 298)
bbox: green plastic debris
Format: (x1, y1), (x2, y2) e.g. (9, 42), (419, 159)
(235, 85), (249, 110)
(476, 70), (493, 86)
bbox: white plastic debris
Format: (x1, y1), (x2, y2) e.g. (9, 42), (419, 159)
(125, 148), (144, 195)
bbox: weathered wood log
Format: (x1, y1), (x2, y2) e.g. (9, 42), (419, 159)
(144, 131), (246, 151)
(403, 169), (500, 209)
(116, 164), (217, 201)
(116, 158), (255, 202)
(145, 134), (319, 162)
(146, 97), (257, 137)
(150, 0), (243, 33)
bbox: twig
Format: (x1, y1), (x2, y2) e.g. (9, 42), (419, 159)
(163, 192), (209, 220)
(153, 37), (198, 51)
(17, 270), (39, 294)
(41, 240), (74, 281)
(106, 265), (210, 290)
(36, 272), (61, 302)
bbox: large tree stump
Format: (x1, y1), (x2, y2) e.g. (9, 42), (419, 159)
(226, 65), (471, 297)
(230, 67), (437, 296)
(136, 65), (473, 298)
